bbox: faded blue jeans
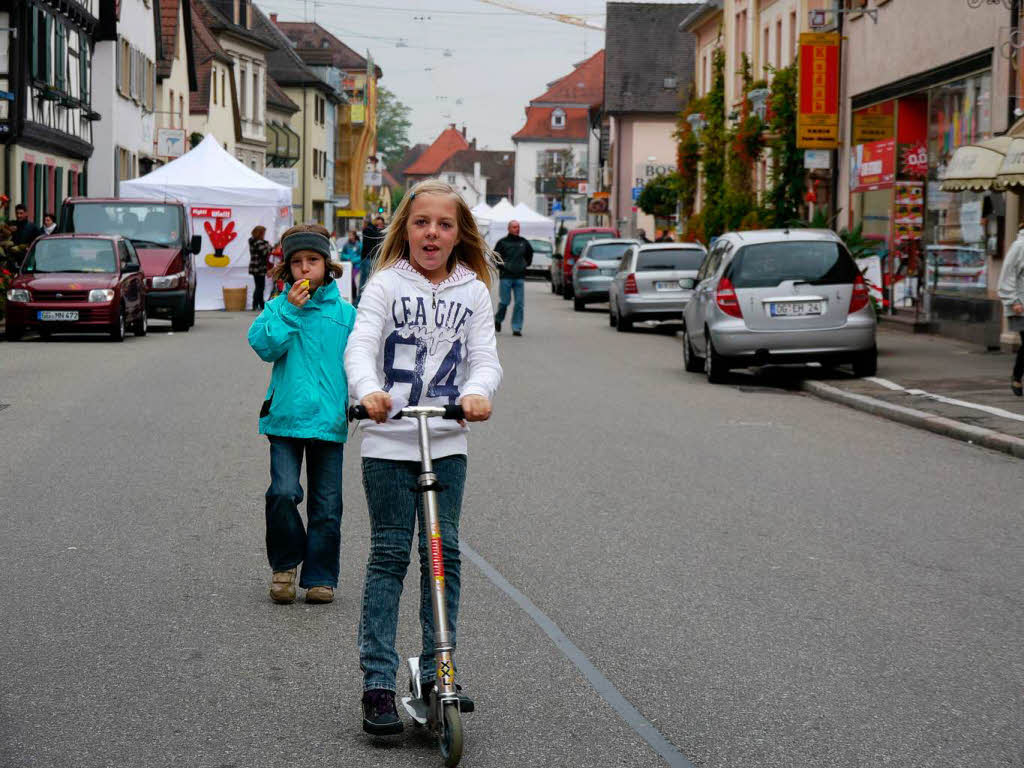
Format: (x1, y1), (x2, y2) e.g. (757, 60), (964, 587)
(265, 436), (344, 588)
(358, 455), (467, 692)
(495, 278), (525, 332)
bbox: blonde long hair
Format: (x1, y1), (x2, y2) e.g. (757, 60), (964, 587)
(371, 179), (496, 290)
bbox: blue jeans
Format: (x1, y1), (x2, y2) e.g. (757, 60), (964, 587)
(495, 278), (525, 331)
(358, 455), (467, 692)
(265, 436), (344, 588)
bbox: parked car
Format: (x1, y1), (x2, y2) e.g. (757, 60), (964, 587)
(681, 229), (877, 383)
(551, 227), (618, 297)
(608, 242), (706, 330)
(571, 239), (638, 310)
(5, 234), (148, 341)
(59, 197), (202, 331)
(527, 237), (554, 280)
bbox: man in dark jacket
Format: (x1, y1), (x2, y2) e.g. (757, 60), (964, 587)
(357, 215), (386, 298)
(11, 204), (44, 247)
(493, 220), (533, 336)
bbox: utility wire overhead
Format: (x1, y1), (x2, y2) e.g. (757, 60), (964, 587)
(475, 0), (604, 30)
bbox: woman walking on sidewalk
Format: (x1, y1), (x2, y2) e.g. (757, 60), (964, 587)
(998, 229), (1024, 396)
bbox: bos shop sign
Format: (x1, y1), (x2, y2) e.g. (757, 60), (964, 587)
(797, 32), (840, 150)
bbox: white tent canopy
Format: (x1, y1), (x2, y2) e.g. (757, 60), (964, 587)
(120, 135), (293, 310)
(483, 198), (555, 246)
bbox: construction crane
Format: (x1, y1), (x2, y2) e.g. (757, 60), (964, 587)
(475, 0), (604, 31)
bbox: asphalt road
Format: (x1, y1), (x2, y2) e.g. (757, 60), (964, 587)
(2, 282), (1022, 768)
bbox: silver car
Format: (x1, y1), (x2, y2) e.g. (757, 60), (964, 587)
(608, 242), (707, 331)
(681, 229), (877, 383)
(571, 239), (638, 311)
(527, 238), (554, 280)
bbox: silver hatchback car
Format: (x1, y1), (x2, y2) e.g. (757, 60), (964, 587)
(571, 239), (638, 311)
(681, 229), (877, 383)
(609, 242), (707, 331)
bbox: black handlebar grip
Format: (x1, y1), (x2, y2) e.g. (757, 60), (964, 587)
(348, 405), (369, 422)
(444, 404), (465, 421)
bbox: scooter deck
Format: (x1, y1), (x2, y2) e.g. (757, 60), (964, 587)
(401, 695), (429, 725)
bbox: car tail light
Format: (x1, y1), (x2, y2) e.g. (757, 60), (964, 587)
(624, 273), (638, 294)
(849, 273), (870, 313)
(577, 259), (598, 271)
(715, 276), (743, 318)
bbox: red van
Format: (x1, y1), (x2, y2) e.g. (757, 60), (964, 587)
(59, 198), (202, 331)
(551, 227), (619, 299)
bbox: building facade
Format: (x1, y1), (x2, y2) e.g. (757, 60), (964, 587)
(154, 0), (197, 168)
(186, 0), (238, 154)
(513, 50), (603, 229)
(90, 0), (159, 196)
(605, 2), (700, 238)
(0, 0), (98, 220)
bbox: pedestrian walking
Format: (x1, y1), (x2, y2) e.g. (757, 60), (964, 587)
(358, 215), (386, 298)
(344, 178), (502, 735)
(341, 229), (362, 300)
(248, 225), (271, 311)
(492, 219), (533, 336)
(637, 228), (651, 243)
(998, 227), (1024, 396)
(267, 243), (284, 299)
(247, 224), (357, 605)
(656, 230), (673, 242)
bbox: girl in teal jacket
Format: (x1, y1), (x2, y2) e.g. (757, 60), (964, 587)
(248, 224), (356, 605)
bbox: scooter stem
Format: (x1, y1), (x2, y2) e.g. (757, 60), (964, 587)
(413, 411), (458, 704)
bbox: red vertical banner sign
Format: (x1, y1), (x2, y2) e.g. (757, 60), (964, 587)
(797, 32), (841, 149)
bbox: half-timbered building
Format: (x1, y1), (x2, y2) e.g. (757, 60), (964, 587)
(0, 0), (99, 223)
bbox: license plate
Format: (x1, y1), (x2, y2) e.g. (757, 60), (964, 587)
(654, 281), (679, 291)
(769, 302), (822, 317)
(601, 268), (616, 276)
(38, 310), (79, 321)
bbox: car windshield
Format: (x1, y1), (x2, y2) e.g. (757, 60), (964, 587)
(728, 241), (857, 287)
(636, 248), (705, 271)
(67, 203), (183, 248)
(570, 232), (613, 256)
(529, 240), (553, 254)
(586, 243), (632, 261)
(24, 239), (117, 273)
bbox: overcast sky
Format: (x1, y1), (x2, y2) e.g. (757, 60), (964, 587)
(253, 0), (628, 154)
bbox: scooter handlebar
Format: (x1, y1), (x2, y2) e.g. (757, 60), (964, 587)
(348, 404), (466, 422)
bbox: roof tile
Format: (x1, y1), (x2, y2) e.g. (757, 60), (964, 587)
(533, 50), (604, 107)
(403, 127), (470, 177)
(513, 106), (590, 141)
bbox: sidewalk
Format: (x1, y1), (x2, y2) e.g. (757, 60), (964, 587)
(801, 325), (1024, 458)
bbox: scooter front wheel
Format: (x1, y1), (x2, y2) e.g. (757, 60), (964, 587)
(439, 702), (463, 767)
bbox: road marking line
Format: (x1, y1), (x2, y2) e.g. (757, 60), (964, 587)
(462, 542), (695, 768)
(865, 377), (1024, 423)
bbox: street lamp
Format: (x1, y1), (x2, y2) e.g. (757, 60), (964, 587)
(686, 112), (707, 138)
(748, 88), (771, 121)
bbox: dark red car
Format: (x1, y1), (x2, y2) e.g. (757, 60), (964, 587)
(59, 198), (202, 331)
(551, 226), (619, 299)
(4, 234), (147, 341)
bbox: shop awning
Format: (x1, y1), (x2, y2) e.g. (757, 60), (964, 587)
(939, 136), (1014, 191)
(996, 137), (1024, 188)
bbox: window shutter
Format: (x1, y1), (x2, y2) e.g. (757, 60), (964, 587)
(45, 14), (52, 85)
(56, 24), (64, 91)
(115, 38), (121, 96)
(80, 32), (89, 103)
(54, 169), (63, 218)
(21, 163), (31, 217)
(30, 11), (38, 80)
(34, 164), (44, 224)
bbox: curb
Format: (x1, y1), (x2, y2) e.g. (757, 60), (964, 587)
(801, 380), (1024, 460)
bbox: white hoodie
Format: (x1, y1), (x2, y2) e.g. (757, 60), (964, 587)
(344, 259), (503, 460)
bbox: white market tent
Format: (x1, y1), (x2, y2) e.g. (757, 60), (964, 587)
(120, 135), (293, 310)
(483, 198), (555, 246)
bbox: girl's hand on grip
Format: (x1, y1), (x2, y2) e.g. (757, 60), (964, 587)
(361, 391), (392, 423)
(287, 280), (310, 307)
(459, 395), (491, 423)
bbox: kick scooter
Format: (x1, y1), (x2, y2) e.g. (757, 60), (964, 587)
(349, 403), (467, 767)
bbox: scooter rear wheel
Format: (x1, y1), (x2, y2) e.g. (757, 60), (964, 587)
(439, 702), (463, 767)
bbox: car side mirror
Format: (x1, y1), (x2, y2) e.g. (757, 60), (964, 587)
(190, 234), (202, 254)
(122, 262), (140, 273)
(678, 277), (696, 290)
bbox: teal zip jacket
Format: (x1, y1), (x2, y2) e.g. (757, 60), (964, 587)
(248, 277), (356, 443)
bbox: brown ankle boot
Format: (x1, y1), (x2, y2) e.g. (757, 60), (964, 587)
(305, 586), (334, 604)
(269, 568), (297, 604)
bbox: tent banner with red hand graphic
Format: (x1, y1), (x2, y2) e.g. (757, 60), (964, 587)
(190, 204), (291, 310)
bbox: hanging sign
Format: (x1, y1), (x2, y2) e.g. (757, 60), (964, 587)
(797, 32), (840, 149)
